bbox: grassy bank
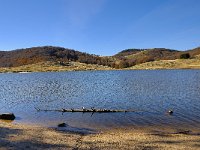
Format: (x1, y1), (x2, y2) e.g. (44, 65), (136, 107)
(1, 122), (200, 150)
(1, 57), (200, 73)
(0, 61), (113, 73)
(130, 56), (200, 70)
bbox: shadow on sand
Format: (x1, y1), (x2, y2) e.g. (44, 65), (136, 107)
(0, 123), (95, 150)
(0, 126), (70, 150)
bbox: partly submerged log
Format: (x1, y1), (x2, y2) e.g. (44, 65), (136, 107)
(61, 108), (131, 113)
(0, 113), (15, 120)
(62, 108), (137, 113)
(35, 108), (135, 113)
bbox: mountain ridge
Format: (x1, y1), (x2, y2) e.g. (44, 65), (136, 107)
(0, 46), (200, 70)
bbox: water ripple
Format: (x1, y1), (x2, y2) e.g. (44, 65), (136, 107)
(1, 70), (200, 129)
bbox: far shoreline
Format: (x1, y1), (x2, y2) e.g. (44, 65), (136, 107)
(0, 67), (200, 74)
(1, 58), (200, 73)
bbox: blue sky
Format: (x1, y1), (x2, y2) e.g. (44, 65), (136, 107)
(0, 0), (199, 55)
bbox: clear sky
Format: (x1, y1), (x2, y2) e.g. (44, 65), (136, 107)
(0, 0), (200, 55)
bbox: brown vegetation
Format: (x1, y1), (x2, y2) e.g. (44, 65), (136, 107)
(112, 47), (200, 69)
(0, 46), (114, 68)
(0, 46), (200, 71)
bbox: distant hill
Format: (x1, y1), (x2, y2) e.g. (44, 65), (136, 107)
(0, 46), (113, 67)
(0, 46), (200, 71)
(114, 49), (143, 58)
(112, 47), (200, 68)
(115, 48), (179, 59)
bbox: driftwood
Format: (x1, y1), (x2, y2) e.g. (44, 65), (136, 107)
(35, 107), (135, 113)
(35, 107), (174, 115)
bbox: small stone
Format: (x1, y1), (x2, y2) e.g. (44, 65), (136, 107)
(168, 110), (173, 115)
(58, 123), (67, 127)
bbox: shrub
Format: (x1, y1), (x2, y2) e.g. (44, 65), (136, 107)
(180, 53), (190, 59)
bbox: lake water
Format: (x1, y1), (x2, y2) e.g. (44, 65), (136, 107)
(1, 70), (200, 130)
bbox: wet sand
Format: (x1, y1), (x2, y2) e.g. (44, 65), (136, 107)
(1, 122), (200, 150)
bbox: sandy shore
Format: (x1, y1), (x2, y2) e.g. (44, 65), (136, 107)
(1, 122), (200, 150)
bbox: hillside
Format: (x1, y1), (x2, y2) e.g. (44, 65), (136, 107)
(0, 46), (114, 68)
(114, 47), (200, 59)
(114, 48), (199, 63)
(0, 46), (200, 72)
(130, 54), (200, 70)
(114, 49), (143, 58)
(112, 47), (200, 68)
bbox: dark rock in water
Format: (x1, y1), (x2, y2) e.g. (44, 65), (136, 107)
(176, 130), (191, 135)
(0, 113), (15, 120)
(168, 110), (173, 115)
(58, 123), (67, 127)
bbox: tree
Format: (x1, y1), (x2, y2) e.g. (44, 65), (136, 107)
(180, 53), (190, 59)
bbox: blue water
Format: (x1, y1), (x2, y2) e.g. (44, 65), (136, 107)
(1, 70), (200, 130)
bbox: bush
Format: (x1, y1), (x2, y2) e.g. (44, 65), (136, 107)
(180, 53), (190, 59)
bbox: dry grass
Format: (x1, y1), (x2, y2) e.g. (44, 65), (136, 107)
(130, 56), (200, 70)
(1, 56), (200, 73)
(0, 61), (113, 73)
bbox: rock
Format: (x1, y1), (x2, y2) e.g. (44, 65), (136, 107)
(58, 123), (67, 127)
(176, 130), (191, 134)
(0, 113), (15, 120)
(168, 110), (173, 115)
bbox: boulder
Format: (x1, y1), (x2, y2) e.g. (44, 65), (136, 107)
(58, 123), (67, 127)
(168, 110), (173, 115)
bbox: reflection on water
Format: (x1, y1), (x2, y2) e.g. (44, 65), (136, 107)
(1, 70), (200, 130)
(0, 119), (14, 123)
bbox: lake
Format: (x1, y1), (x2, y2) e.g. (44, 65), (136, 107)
(1, 70), (200, 130)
